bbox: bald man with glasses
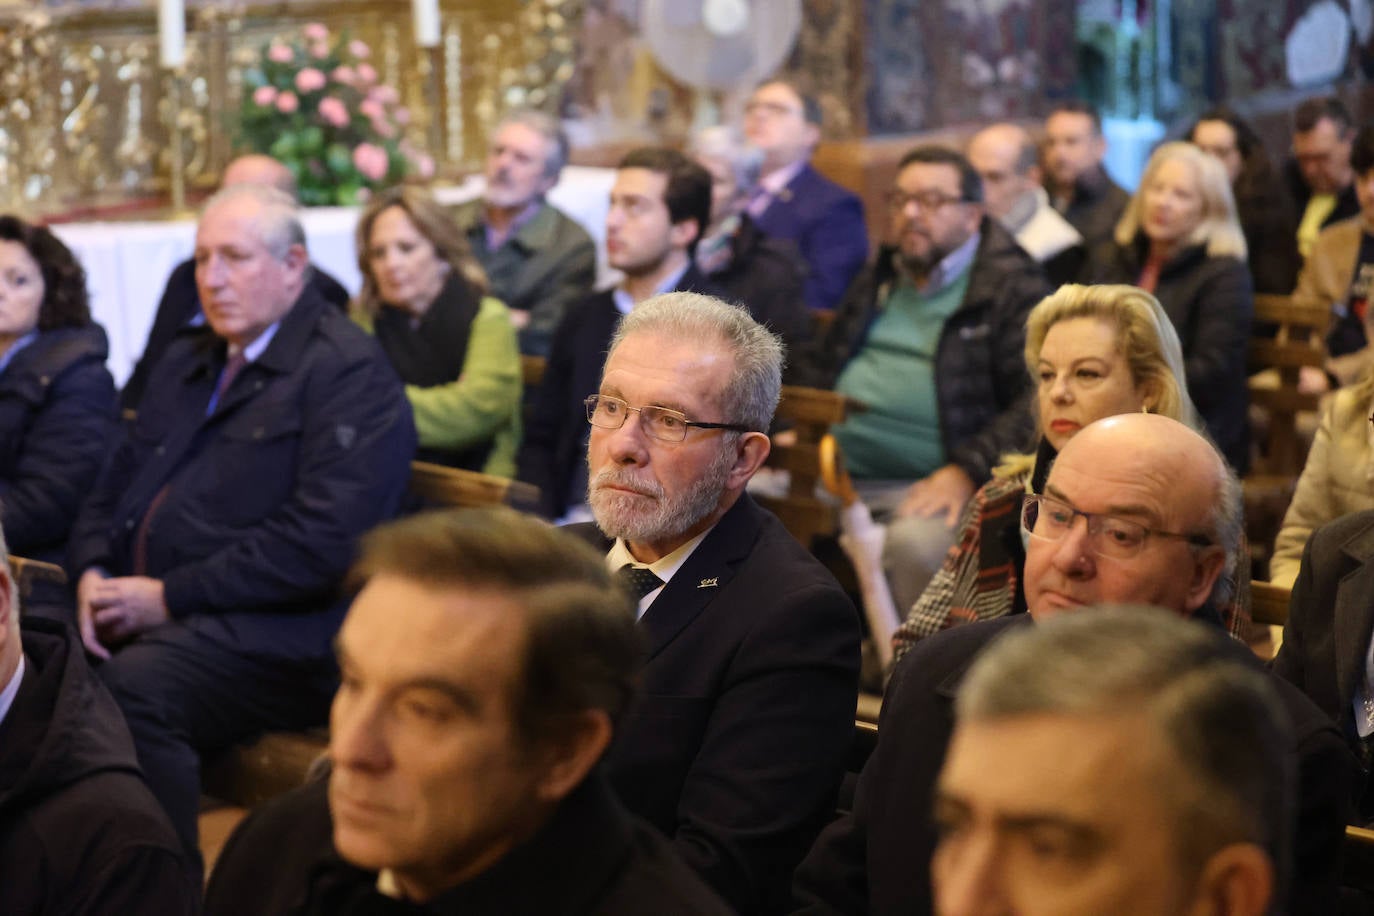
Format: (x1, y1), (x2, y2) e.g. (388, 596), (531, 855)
(793, 413), (1355, 916)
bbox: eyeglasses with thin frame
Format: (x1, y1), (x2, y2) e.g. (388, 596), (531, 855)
(1020, 494), (1214, 560)
(584, 395), (754, 442)
(886, 189), (969, 214)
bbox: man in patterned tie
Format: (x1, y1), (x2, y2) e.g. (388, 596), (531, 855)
(65, 183), (417, 882)
(566, 291), (861, 914)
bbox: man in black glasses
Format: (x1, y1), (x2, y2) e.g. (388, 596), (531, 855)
(568, 291), (861, 915)
(794, 413), (1354, 916)
(798, 144), (1048, 617)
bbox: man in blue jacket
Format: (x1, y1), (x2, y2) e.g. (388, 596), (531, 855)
(66, 183), (417, 879)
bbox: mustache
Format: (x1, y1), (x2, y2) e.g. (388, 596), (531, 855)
(590, 468), (663, 499)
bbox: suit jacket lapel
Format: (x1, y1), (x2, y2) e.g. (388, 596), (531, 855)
(1335, 523), (1374, 710)
(638, 496), (761, 660)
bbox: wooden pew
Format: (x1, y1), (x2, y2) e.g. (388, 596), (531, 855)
(201, 463), (541, 807)
(755, 385), (862, 550)
(7, 554), (67, 607)
(1249, 580), (1291, 628)
(1247, 293), (1329, 477)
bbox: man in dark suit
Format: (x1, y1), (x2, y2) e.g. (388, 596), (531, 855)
(793, 414), (1354, 916)
(569, 292), (861, 915)
(204, 509), (730, 916)
(518, 147), (721, 521)
(1276, 509), (1374, 826)
(742, 79), (869, 311)
(66, 184), (417, 879)
(119, 154), (350, 412)
(1041, 100), (1130, 249)
(452, 108), (597, 357)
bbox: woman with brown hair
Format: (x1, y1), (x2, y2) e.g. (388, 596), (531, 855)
(353, 187), (521, 475)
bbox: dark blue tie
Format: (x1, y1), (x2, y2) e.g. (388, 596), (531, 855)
(617, 564), (663, 601)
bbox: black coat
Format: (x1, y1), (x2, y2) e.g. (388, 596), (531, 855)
(0, 618), (194, 914)
(1234, 173), (1300, 295)
(67, 287), (416, 661)
(0, 324), (115, 561)
(800, 218), (1048, 486)
(1050, 164), (1131, 249)
(120, 258), (350, 412)
(517, 265), (721, 519)
(1082, 237), (1253, 472)
(794, 615), (1356, 916)
(570, 495), (861, 916)
(204, 771), (731, 916)
(705, 215), (813, 381)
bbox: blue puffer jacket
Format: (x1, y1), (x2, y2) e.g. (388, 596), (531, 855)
(0, 323), (116, 561)
(800, 218), (1049, 485)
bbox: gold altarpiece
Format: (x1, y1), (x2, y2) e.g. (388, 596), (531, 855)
(0, 0), (579, 217)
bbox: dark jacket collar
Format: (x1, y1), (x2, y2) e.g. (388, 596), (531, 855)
(181, 283), (330, 383)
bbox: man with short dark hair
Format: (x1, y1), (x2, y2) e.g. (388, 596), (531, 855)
(967, 122), (1083, 285)
(1042, 101), (1130, 248)
(743, 79), (869, 311)
(518, 147), (721, 521)
(0, 541), (195, 913)
(120, 154), (351, 411)
(453, 108), (596, 356)
(572, 292), (861, 914)
(1286, 95), (1359, 258)
(203, 508), (730, 915)
(933, 609), (1287, 916)
(1288, 124), (1374, 388)
(802, 144), (1049, 614)
(793, 414), (1354, 916)
(67, 183), (417, 880)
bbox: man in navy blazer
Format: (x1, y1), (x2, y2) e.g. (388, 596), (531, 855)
(743, 80), (868, 311)
(567, 292), (861, 915)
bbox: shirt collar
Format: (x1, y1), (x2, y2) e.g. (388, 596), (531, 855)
(759, 158), (807, 196)
(484, 199), (546, 251)
(605, 527), (713, 618)
(0, 331), (39, 375)
(611, 261), (690, 316)
(915, 229), (980, 293)
(234, 320), (281, 364)
(0, 653), (26, 731)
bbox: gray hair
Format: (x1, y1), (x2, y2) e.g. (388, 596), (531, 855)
(495, 108), (569, 178)
(689, 126), (765, 196)
(1208, 461), (1244, 612)
(608, 292), (783, 432)
(959, 608), (1292, 890)
(202, 183), (307, 261)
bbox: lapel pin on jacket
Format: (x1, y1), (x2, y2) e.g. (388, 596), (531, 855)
(698, 577), (719, 589)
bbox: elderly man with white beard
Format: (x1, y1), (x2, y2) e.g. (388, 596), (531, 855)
(565, 292), (861, 916)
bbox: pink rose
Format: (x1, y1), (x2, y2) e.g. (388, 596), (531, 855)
(309, 41), (330, 60)
(295, 67), (327, 93)
(371, 116), (397, 139)
(303, 22), (329, 42)
(358, 99), (384, 120)
(355, 187), (372, 203)
(331, 65), (356, 85)
(356, 63), (378, 86)
(267, 43), (293, 64)
(392, 106), (412, 126)
(352, 143), (389, 182)
(368, 85), (399, 106)
(415, 154), (436, 180)
(318, 96), (349, 128)
(275, 90), (299, 114)
(348, 40), (371, 59)
(252, 85), (278, 107)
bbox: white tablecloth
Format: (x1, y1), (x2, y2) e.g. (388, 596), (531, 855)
(51, 166), (616, 387)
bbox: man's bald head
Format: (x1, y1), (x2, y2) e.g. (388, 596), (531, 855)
(221, 155), (298, 200)
(966, 123), (1040, 221)
(1023, 414), (1236, 622)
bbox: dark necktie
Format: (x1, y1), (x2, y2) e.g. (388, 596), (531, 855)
(616, 564), (663, 602)
(207, 350), (248, 415)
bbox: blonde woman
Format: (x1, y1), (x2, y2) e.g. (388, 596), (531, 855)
(892, 284), (1248, 661)
(1082, 141), (1254, 471)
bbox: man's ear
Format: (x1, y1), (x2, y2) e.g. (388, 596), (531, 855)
(1186, 843), (1273, 916)
(1184, 546), (1228, 614)
(669, 217), (701, 252)
(532, 709), (613, 804)
(725, 431), (771, 491)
